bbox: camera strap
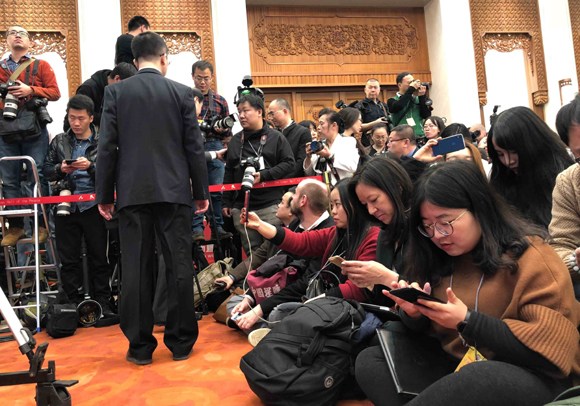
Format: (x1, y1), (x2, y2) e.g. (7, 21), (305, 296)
(3, 57), (36, 83)
(24, 59), (40, 87)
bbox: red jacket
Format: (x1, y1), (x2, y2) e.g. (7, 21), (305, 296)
(276, 225), (380, 302)
(0, 56), (60, 109)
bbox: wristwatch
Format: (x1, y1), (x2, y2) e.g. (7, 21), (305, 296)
(456, 309), (472, 333)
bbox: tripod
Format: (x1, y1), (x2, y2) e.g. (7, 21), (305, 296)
(0, 287), (77, 405)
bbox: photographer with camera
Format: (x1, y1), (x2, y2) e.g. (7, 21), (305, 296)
(43, 94), (114, 317)
(387, 71), (432, 141)
(0, 26), (61, 246)
(357, 78), (393, 147)
(191, 60), (233, 242)
(303, 108), (359, 186)
(222, 94), (294, 255)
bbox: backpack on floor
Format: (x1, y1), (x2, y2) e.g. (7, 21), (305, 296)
(239, 296), (365, 406)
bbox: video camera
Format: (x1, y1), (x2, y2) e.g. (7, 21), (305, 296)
(335, 100), (360, 110)
(421, 82), (434, 109)
(199, 114), (236, 140)
(234, 75), (264, 104)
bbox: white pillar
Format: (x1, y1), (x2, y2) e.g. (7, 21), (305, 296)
(211, 0), (251, 127)
(538, 0), (578, 129)
(77, 0), (122, 82)
(424, 0), (481, 127)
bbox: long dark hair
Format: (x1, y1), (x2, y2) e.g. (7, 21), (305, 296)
(407, 160), (546, 285)
(348, 157), (412, 244)
(487, 106), (573, 228)
(330, 179), (372, 260)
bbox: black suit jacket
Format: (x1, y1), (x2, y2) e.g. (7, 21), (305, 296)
(96, 68), (208, 209)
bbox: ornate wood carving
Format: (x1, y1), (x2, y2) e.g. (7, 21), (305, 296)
(0, 0), (80, 97)
(248, 6), (430, 89)
(120, 0), (214, 74)
(570, 0), (580, 88)
(159, 33), (202, 59)
(252, 18), (419, 63)
(469, 0), (548, 113)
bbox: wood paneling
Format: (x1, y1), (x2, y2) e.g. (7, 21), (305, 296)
(247, 6), (430, 88)
(469, 0), (548, 119)
(570, 0), (580, 89)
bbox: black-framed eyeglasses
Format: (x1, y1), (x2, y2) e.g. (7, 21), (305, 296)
(7, 30), (29, 38)
(418, 209), (468, 238)
(387, 138), (405, 144)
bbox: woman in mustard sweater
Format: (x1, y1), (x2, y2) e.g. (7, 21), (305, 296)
(356, 160), (580, 406)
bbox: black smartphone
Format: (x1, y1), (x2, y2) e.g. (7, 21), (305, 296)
(388, 287), (445, 304)
(431, 134), (465, 156)
(64, 159), (77, 165)
(360, 303), (400, 321)
(310, 140), (322, 153)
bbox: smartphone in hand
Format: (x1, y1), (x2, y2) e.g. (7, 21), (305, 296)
(389, 287), (445, 304)
(64, 159), (77, 165)
(431, 134), (465, 156)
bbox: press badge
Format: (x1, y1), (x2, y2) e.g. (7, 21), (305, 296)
(406, 117), (416, 127)
(258, 156), (265, 170)
(455, 346), (486, 372)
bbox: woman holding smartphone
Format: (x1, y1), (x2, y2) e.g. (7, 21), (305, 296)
(232, 179), (379, 331)
(356, 160), (579, 406)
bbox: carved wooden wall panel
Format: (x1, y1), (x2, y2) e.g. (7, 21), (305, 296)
(570, 0), (580, 88)
(469, 0), (548, 118)
(0, 0), (80, 97)
(248, 6), (431, 89)
(120, 0), (214, 83)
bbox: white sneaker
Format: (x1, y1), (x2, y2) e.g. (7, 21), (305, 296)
(248, 327), (271, 347)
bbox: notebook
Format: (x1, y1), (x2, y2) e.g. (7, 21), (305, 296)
(376, 327), (458, 396)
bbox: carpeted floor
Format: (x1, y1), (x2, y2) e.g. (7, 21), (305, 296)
(0, 316), (373, 405)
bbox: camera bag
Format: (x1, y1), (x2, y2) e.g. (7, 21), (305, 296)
(45, 288), (78, 339)
(240, 296), (365, 406)
(0, 58), (42, 143)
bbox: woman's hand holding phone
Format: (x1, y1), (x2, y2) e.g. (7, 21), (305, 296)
(383, 280), (432, 319)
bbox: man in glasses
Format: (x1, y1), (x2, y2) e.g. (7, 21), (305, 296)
(0, 25), (61, 246)
(190, 59), (232, 242)
(386, 124), (418, 159)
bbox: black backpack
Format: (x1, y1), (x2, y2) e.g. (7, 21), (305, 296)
(239, 296), (365, 406)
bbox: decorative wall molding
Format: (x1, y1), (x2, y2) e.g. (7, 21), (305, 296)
(159, 32), (202, 59)
(120, 0), (214, 69)
(570, 0), (580, 88)
(248, 6), (430, 88)
(0, 0), (81, 96)
(252, 17), (419, 64)
(470, 0), (548, 117)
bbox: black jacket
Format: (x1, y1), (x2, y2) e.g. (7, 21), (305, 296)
(223, 123), (295, 210)
(43, 125), (98, 191)
(282, 122), (311, 177)
(96, 68), (208, 209)
(63, 69), (111, 131)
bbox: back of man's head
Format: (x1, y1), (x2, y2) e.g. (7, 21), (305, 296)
(67, 94), (94, 116)
(299, 179), (329, 216)
(131, 31), (167, 62)
(556, 94), (580, 146)
(110, 62), (137, 80)
(128, 16), (150, 32)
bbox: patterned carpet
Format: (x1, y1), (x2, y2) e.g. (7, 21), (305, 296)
(0, 316), (373, 405)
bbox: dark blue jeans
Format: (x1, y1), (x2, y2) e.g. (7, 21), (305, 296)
(0, 127), (49, 227)
(192, 139), (225, 232)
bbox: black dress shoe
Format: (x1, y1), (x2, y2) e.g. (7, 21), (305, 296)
(172, 350), (192, 361)
(126, 351), (152, 365)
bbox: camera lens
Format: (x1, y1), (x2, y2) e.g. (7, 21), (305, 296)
(241, 166), (256, 190)
(3, 93), (19, 119)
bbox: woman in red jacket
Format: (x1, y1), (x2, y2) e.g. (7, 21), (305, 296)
(232, 179), (379, 331)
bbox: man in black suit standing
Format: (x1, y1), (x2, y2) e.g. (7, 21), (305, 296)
(96, 31), (209, 365)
